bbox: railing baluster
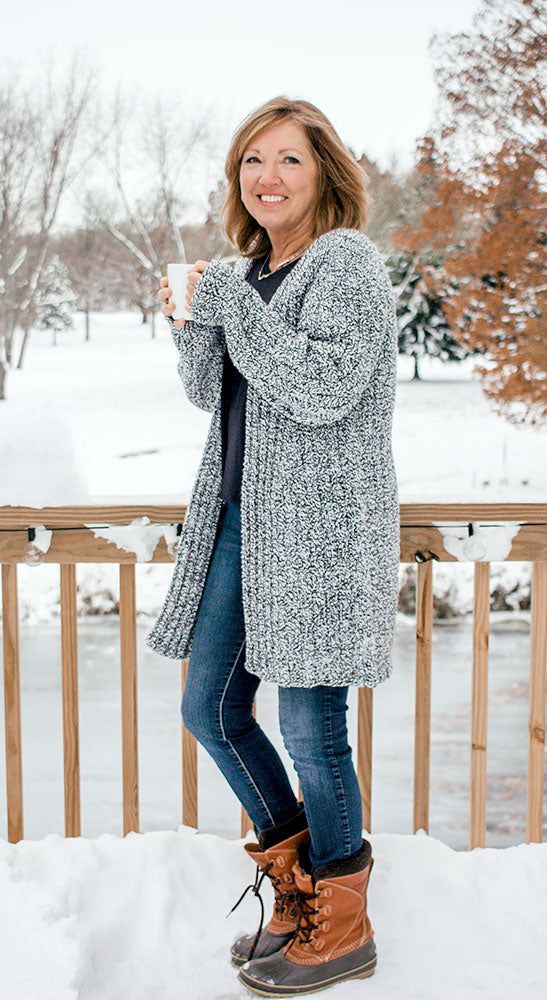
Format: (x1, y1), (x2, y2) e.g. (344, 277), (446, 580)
(357, 686), (373, 833)
(470, 561), (490, 849)
(119, 564), (139, 835)
(414, 560), (433, 833)
(526, 561), (547, 843)
(0, 503), (544, 846)
(181, 658), (198, 828)
(60, 564), (81, 837)
(2, 564), (23, 843)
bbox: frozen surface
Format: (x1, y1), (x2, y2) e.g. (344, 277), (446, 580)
(0, 825), (545, 1000)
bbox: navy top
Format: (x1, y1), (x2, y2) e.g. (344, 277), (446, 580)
(220, 253), (301, 501)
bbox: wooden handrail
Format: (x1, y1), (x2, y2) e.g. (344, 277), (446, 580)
(1, 502), (546, 847)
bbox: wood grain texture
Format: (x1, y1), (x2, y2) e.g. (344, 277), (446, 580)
(60, 564), (81, 837)
(526, 561), (547, 843)
(2, 563), (23, 843)
(470, 561), (491, 849)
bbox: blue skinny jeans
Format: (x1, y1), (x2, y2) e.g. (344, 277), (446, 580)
(181, 499), (363, 871)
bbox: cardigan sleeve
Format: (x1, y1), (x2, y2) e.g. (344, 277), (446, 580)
(189, 242), (395, 427)
(166, 316), (225, 413)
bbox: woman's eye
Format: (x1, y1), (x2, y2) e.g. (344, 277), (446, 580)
(244, 156), (299, 164)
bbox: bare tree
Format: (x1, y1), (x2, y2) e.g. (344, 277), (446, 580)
(55, 223), (118, 340)
(0, 54), (98, 398)
(0, 69), (36, 398)
(429, 0), (546, 180)
(15, 54), (97, 371)
(82, 87), (230, 334)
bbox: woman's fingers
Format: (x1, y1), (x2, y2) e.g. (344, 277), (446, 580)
(161, 299), (187, 328)
(157, 277), (170, 302)
(153, 274), (187, 327)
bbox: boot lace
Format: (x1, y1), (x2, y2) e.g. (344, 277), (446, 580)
(226, 862), (304, 961)
(291, 888), (322, 947)
(275, 886), (301, 922)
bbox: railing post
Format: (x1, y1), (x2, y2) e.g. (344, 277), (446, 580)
(60, 563), (81, 837)
(119, 564), (139, 835)
(181, 658), (198, 829)
(357, 686), (373, 833)
(2, 563), (23, 843)
(470, 561), (490, 849)
(526, 561), (547, 843)
(414, 560), (433, 834)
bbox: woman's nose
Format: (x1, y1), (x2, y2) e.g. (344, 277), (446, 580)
(259, 169), (282, 184)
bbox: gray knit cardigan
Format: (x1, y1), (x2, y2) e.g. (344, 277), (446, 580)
(145, 226), (400, 688)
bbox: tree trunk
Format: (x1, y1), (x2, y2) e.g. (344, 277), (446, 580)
(412, 354), (421, 380)
(151, 309), (156, 339)
(0, 360), (7, 401)
(16, 326), (31, 370)
(85, 309), (90, 342)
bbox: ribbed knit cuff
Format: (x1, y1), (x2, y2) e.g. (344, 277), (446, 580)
(191, 258), (236, 327)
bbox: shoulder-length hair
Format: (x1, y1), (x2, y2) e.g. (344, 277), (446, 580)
(219, 96), (371, 259)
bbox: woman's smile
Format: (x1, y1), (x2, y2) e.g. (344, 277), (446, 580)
(256, 194), (288, 205)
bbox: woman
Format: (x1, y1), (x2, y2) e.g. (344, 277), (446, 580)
(148, 96), (400, 997)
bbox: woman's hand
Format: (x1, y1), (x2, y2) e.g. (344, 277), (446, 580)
(158, 261), (211, 330)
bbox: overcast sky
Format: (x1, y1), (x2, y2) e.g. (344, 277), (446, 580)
(3, 0), (480, 224)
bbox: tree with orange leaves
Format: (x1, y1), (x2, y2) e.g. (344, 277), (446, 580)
(393, 0), (546, 426)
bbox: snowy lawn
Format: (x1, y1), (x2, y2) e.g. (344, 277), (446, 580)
(1, 310), (543, 623)
(3, 310), (545, 506)
(0, 827), (545, 1000)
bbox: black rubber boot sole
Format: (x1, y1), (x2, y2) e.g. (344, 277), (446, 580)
(237, 937), (377, 996)
(230, 929), (295, 967)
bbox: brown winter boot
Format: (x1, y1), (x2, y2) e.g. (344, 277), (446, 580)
(229, 806), (311, 967)
(237, 838), (377, 996)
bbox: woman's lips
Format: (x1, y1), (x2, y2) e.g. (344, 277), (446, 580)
(256, 195), (288, 205)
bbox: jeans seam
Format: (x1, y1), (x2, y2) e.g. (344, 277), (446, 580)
(219, 637), (276, 826)
(324, 687), (353, 857)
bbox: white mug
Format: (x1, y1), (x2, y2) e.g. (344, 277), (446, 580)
(167, 263), (195, 321)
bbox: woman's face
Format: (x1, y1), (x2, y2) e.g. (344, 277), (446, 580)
(239, 121), (319, 241)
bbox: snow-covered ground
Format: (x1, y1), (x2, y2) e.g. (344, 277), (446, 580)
(1, 826), (545, 1000)
(3, 310), (545, 505)
(1, 311), (543, 623)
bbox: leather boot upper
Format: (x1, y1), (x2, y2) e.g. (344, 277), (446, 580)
(244, 826), (311, 935)
(281, 842), (374, 965)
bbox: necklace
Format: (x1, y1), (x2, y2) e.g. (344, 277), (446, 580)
(257, 244), (310, 280)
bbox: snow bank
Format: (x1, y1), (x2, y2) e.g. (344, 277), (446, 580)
(7, 558), (533, 630)
(1, 402), (90, 506)
(0, 827), (545, 999)
(1, 313), (541, 624)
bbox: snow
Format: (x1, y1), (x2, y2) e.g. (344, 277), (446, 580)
(1, 311), (543, 624)
(0, 826), (545, 1000)
(85, 518), (177, 563)
(436, 521), (521, 562)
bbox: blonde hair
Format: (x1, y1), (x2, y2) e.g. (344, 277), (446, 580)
(219, 96), (370, 259)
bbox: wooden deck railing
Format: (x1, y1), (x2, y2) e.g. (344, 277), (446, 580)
(1, 502), (546, 848)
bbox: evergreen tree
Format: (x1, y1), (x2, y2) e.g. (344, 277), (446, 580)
(36, 254), (76, 345)
(388, 252), (472, 379)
